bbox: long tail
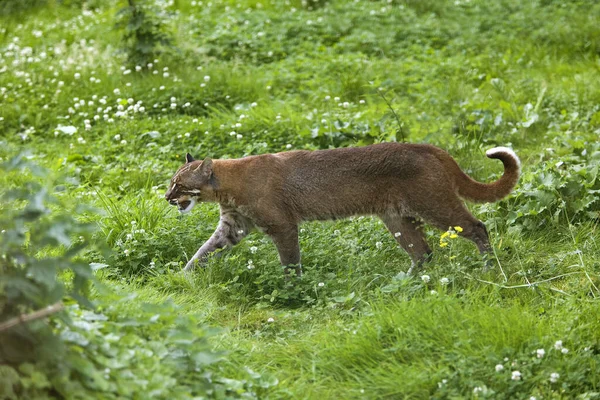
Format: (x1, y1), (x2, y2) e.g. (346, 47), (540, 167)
(443, 147), (521, 203)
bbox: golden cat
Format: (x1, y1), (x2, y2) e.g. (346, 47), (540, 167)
(165, 143), (520, 276)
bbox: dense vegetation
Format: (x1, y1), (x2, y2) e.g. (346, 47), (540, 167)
(1, 0), (600, 398)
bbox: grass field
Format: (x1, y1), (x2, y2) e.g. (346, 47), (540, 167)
(2, 0), (600, 398)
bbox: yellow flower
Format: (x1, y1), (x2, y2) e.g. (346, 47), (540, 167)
(450, 233), (458, 239)
(454, 226), (463, 232)
(441, 232), (450, 239)
(439, 242), (449, 248)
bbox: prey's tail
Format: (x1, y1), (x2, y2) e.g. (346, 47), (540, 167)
(443, 147), (521, 203)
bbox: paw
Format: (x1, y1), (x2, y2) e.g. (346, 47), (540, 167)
(183, 259), (197, 272)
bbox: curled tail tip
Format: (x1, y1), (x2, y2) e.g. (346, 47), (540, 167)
(486, 146), (521, 169)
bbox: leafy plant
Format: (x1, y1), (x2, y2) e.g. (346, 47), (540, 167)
(116, 0), (173, 67)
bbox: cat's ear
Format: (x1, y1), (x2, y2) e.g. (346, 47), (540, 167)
(185, 153), (195, 163)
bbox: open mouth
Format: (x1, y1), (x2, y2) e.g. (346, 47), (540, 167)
(178, 200), (191, 210)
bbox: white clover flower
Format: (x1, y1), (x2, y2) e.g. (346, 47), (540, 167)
(120, 139), (127, 145)
(247, 260), (254, 270)
(421, 275), (431, 283)
(495, 364), (504, 372)
(550, 372), (560, 383)
(554, 340), (563, 350)
(114, 134), (121, 141)
(342, 101), (349, 108)
(124, 249), (130, 256)
(359, 99), (365, 104)
(473, 387), (483, 395)
(561, 348), (569, 354)
(113, 88), (120, 95)
(325, 95), (331, 101)
(375, 241), (383, 249)
(267, 317), (274, 323)
(430, 290), (437, 295)
(286, 144), (292, 149)
(123, 69), (131, 75)
(251, 102), (257, 107)
(440, 277), (450, 285)
(74, 73), (81, 79)
(250, 246), (258, 254)
(204, 75), (210, 82)
(511, 371), (521, 381)
(334, 96), (340, 102)
(163, 72), (170, 77)
(318, 282), (325, 287)
(536, 349), (545, 358)
(135, 65), (142, 72)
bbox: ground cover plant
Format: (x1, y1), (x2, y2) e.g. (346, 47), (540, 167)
(1, 0), (600, 398)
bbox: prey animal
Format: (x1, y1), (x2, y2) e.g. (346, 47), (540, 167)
(165, 143), (520, 276)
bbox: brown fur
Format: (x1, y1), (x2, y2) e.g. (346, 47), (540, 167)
(165, 143), (520, 275)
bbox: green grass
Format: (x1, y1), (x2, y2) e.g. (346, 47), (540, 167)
(2, 0), (600, 398)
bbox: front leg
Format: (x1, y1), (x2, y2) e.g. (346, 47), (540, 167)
(184, 208), (253, 272)
(266, 224), (301, 277)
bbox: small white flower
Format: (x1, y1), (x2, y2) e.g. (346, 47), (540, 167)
(163, 72), (170, 77)
(359, 99), (365, 104)
(549, 372), (560, 383)
(333, 230), (340, 235)
(511, 370), (521, 381)
(251, 102), (258, 107)
(124, 249), (130, 256)
(421, 275), (431, 283)
(325, 95), (331, 101)
(495, 364), (504, 372)
(74, 72), (81, 79)
(114, 134), (121, 141)
(113, 88), (120, 95)
(430, 290), (437, 295)
(318, 282), (325, 287)
(440, 277), (449, 285)
(554, 340), (563, 350)
(267, 317), (274, 323)
(247, 260), (254, 270)
(561, 348), (569, 354)
(334, 96), (340, 102)
(375, 241), (383, 249)
(536, 349), (545, 358)
(120, 139), (127, 145)
(394, 232), (401, 237)
(250, 246), (258, 254)
(204, 75), (210, 82)
(473, 386), (483, 395)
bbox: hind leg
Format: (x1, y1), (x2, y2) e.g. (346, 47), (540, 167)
(380, 214), (432, 275)
(418, 200), (491, 260)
